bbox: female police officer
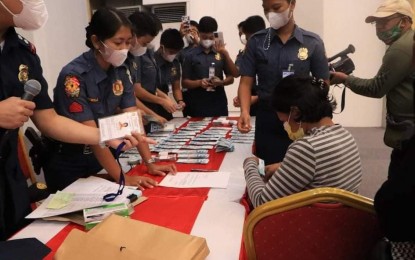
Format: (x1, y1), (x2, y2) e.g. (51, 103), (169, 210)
(0, 1), (150, 240)
(237, 0), (330, 165)
(42, 7), (176, 193)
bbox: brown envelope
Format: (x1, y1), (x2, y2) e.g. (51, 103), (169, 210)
(55, 214), (209, 260)
(54, 229), (139, 260)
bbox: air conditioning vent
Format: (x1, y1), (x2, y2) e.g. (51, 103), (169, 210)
(116, 5), (143, 17)
(151, 3), (186, 23)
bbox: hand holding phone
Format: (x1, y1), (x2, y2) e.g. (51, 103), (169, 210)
(214, 31), (224, 45)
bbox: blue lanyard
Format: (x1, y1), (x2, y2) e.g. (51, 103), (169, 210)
(103, 142), (126, 202)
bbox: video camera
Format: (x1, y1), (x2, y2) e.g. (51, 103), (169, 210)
(328, 44), (356, 75)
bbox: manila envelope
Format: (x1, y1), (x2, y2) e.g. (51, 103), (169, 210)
(54, 229), (139, 260)
(55, 214), (209, 260)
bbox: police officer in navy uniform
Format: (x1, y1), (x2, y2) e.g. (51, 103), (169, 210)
(154, 28), (186, 121)
(0, 0), (123, 240)
(0, 21), (49, 242)
(128, 11), (177, 126)
(42, 7), (175, 193)
(233, 16), (266, 117)
(237, 0), (330, 165)
(182, 16), (235, 117)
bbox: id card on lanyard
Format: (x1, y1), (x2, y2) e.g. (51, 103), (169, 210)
(282, 63), (294, 78)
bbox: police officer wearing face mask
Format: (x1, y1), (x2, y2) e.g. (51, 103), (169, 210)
(42, 7), (173, 194)
(154, 29), (186, 120)
(331, 0), (415, 179)
(182, 16), (235, 117)
(127, 11), (178, 126)
(237, 0), (330, 166)
(0, 0), (131, 240)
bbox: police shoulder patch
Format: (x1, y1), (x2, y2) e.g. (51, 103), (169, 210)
(17, 34), (36, 54)
(64, 75), (81, 98)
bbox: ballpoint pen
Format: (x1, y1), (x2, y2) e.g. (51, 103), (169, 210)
(190, 169), (218, 172)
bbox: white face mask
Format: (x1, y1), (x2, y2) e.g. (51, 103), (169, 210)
(100, 41), (128, 67)
(162, 48), (177, 63)
(201, 39), (214, 49)
(240, 34), (247, 45)
(0, 0), (48, 30)
(129, 39), (147, 57)
(266, 5), (291, 30)
(184, 34), (194, 46)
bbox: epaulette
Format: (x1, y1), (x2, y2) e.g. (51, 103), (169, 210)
(16, 33), (36, 54)
(251, 28), (268, 38)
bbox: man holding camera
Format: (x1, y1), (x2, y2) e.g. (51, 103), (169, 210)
(331, 0), (415, 179)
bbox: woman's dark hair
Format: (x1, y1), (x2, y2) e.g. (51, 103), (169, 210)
(243, 15), (266, 35)
(271, 75), (336, 123)
(128, 11), (162, 37)
(160, 28), (184, 50)
(198, 16), (218, 33)
(85, 7), (132, 49)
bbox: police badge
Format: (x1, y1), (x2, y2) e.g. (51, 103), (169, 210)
(18, 64), (29, 83)
(215, 53), (222, 61)
(298, 47), (308, 61)
(113, 80), (124, 96)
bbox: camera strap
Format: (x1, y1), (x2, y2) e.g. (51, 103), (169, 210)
(332, 84), (346, 114)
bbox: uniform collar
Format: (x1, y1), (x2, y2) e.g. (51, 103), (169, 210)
(85, 49), (108, 84)
(154, 50), (167, 66)
(194, 45), (217, 55)
(2, 27), (20, 52)
(269, 24), (304, 44)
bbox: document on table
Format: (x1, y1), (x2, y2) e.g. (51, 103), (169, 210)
(158, 171), (231, 188)
(26, 176), (141, 219)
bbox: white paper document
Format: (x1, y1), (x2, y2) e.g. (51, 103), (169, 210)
(26, 176), (140, 219)
(98, 111), (144, 142)
(159, 171), (231, 188)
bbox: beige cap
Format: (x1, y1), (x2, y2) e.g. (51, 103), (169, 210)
(365, 0), (414, 23)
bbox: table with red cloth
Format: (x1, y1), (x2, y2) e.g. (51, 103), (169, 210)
(11, 117), (253, 260)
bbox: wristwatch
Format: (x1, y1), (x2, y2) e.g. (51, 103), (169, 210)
(145, 158), (156, 165)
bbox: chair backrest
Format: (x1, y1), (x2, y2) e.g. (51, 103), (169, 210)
(244, 187), (383, 260)
(17, 128), (36, 184)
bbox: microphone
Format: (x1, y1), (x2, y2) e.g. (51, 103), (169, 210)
(22, 79), (42, 101)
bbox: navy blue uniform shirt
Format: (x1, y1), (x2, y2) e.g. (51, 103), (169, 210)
(154, 51), (181, 94)
(53, 49), (136, 124)
(240, 25), (330, 101)
(239, 25), (329, 165)
(0, 27), (53, 240)
(181, 45), (230, 117)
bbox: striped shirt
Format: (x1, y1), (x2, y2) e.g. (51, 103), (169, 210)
(244, 124), (362, 208)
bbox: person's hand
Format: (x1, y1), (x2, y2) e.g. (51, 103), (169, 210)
(189, 28), (200, 44)
(243, 156), (259, 166)
(179, 21), (189, 37)
(147, 163), (177, 177)
(0, 97), (35, 129)
(264, 163), (281, 182)
(200, 78), (213, 89)
(125, 175), (158, 191)
(214, 41), (227, 55)
(177, 100), (186, 110)
(209, 76), (224, 87)
(330, 71), (348, 85)
(233, 96), (241, 107)
(237, 112), (252, 133)
(106, 132), (157, 150)
(161, 98), (177, 114)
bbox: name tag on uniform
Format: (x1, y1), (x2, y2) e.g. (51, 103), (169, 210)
(282, 70), (294, 78)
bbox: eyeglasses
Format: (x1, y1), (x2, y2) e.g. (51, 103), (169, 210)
(103, 142), (126, 202)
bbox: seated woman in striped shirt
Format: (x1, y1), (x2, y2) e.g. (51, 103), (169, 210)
(243, 75), (362, 208)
